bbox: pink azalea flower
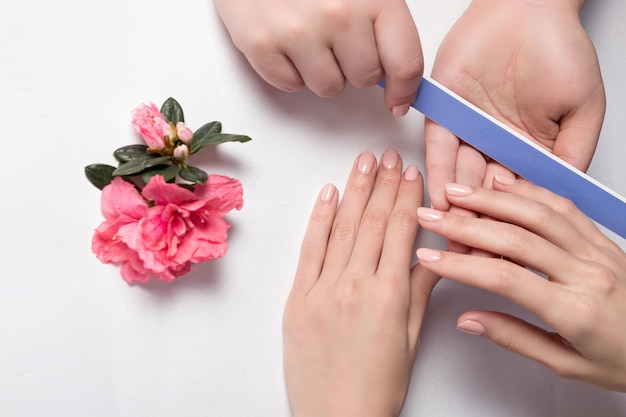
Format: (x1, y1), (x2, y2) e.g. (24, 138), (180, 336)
(92, 175), (244, 284)
(130, 103), (173, 150)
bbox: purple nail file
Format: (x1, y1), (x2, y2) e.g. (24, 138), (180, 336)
(406, 77), (626, 239)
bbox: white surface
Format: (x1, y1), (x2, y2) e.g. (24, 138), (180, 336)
(1, 0), (625, 416)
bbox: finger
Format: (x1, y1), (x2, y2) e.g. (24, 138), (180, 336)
(291, 184), (339, 295)
(245, 49), (306, 93)
(377, 165), (424, 276)
(374, 0), (423, 115)
(332, 17), (384, 89)
(416, 208), (587, 283)
(407, 264), (441, 348)
(443, 179), (604, 260)
(321, 151), (377, 278)
(456, 311), (589, 380)
(415, 248), (557, 314)
(424, 119), (458, 211)
(286, 41), (346, 97)
(491, 176), (615, 250)
(454, 142), (486, 187)
(348, 148), (403, 274)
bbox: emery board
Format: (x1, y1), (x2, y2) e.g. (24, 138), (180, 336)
(396, 77), (626, 240)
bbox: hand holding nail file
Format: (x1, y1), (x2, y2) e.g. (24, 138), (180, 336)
(396, 77), (626, 240)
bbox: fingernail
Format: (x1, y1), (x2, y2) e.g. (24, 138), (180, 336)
(404, 165), (420, 181)
(381, 147), (399, 169)
(445, 183), (472, 197)
(357, 151), (376, 175)
(319, 183), (336, 202)
(457, 320), (485, 336)
(494, 174), (516, 186)
(417, 207), (443, 221)
(416, 248), (441, 262)
(392, 103), (411, 117)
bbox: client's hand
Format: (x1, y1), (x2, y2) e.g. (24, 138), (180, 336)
(283, 148), (440, 417)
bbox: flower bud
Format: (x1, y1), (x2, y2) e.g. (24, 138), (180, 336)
(173, 144), (189, 162)
(176, 122), (194, 144)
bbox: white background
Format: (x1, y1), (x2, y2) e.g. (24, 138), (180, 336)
(1, 0), (626, 416)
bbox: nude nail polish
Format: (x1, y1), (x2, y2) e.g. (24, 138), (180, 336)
(457, 320), (485, 336)
(417, 207), (443, 221)
(381, 147), (399, 169)
(357, 152), (376, 174)
(445, 183), (472, 197)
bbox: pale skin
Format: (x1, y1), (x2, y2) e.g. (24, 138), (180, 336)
(213, 0), (423, 116)
(426, 0), (606, 253)
(416, 175), (626, 392)
(283, 148), (440, 417)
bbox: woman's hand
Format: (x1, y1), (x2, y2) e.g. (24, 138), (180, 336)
(283, 149), (440, 417)
(416, 176), (626, 392)
(214, 0), (423, 116)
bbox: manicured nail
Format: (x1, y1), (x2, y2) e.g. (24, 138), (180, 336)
(392, 103), (410, 118)
(357, 151), (376, 174)
(493, 174), (516, 186)
(445, 183), (472, 197)
(319, 183), (336, 202)
(381, 147), (399, 169)
(417, 207), (443, 221)
(457, 320), (485, 336)
(416, 248), (441, 262)
(404, 165), (420, 181)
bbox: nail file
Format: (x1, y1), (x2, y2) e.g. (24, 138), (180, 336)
(392, 77), (626, 239)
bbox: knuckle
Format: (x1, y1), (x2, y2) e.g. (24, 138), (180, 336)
(361, 208), (387, 231)
(319, 0), (351, 27)
(389, 208), (417, 233)
(330, 220), (357, 242)
(587, 263), (618, 295)
(551, 195), (579, 218)
(561, 293), (600, 338)
(316, 80), (346, 98)
(499, 225), (534, 256)
(351, 67), (384, 89)
(389, 55), (424, 82)
(526, 203), (557, 230)
(488, 261), (521, 296)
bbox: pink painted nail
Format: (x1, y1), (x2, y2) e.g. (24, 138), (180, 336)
(417, 207), (443, 221)
(445, 183), (472, 197)
(416, 248), (442, 262)
(357, 151), (376, 175)
(319, 183), (336, 202)
(457, 320), (485, 336)
(381, 147), (399, 169)
(404, 165), (420, 181)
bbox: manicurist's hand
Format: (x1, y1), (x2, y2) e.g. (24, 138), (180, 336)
(283, 149), (440, 417)
(425, 0), (605, 213)
(416, 176), (626, 392)
(214, 0), (423, 116)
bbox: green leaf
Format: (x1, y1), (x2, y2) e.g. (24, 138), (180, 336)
(142, 164), (180, 183)
(113, 155), (172, 176)
(191, 133), (252, 154)
(160, 97), (184, 124)
(85, 164), (116, 190)
(113, 144), (149, 163)
(179, 165), (208, 184)
(193, 121), (222, 139)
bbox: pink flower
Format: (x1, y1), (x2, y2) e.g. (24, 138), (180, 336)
(92, 175), (244, 284)
(131, 103), (174, 150)
(176, 122), (194, 144)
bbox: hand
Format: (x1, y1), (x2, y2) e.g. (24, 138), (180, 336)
(214, 0), (423, 116)
(425, 0), (605, 211)
(283, 149), (440, 417)
(416, 176), (626, 392)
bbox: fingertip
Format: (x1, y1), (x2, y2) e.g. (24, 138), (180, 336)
(319, 183), (337, 203)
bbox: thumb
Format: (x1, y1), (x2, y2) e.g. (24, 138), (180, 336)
(374, 0), (423, 115)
